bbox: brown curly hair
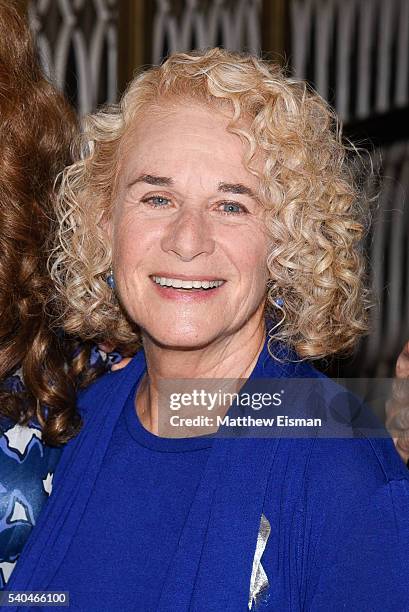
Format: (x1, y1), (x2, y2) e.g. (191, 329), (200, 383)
(0, 1), (98, 445)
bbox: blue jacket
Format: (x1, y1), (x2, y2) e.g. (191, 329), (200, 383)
(5, 337), (409, 611)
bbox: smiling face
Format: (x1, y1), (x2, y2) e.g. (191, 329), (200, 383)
(107, 102), (270, 349)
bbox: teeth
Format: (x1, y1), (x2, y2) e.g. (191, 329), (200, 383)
(152, 276), (224, 289)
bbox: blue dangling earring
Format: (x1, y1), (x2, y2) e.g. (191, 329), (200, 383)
(269, 297), (286, 333)
(266, 296), (286, 362)
(106, 269), (115, 290)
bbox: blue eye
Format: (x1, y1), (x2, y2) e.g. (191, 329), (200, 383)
(219, 202), (247, 215)
(142, 195), (170, 207)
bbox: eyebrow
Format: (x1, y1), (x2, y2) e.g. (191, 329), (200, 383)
(127, 174), (174, 188)
(127, 174), (256, 199)
(218, 182), (256, 198)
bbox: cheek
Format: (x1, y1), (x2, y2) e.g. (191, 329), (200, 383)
(226, 232), (269, 285)
(113, 234), (132, 271)
(112, 217), (146, 265)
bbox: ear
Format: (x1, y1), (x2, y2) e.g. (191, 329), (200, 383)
(99, 209), (113, 242)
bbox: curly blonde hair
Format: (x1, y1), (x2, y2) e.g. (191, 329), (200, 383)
(50, 48), (369, 360)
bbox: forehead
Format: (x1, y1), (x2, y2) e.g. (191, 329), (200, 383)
(119, 102), (259, 182)
(127, 99), (234, 136)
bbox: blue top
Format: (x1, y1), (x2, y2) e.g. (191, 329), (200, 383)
(5, 337), (409, 611)
(0, 347), (119, 588)
(48, 386), (213, 611)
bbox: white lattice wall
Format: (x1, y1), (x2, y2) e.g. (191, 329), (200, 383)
(290, 0), (409, 122)
(29, 0), (409, 123)
(28, 0), (262, 114)
(28, 0), (119, 114)
(152, 0), (261, 64)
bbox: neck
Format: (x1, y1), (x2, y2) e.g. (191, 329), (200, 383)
(136, 313), (267, 434)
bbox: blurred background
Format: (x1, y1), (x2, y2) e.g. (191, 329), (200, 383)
(19, 0), (409, 378)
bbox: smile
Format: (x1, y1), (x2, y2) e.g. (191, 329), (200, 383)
(150, 275), (225, 290)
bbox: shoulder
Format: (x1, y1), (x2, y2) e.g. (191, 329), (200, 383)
(305, 439), (409, 607)
(304, 435), (409, 497)
(77, 369), (120, 406)
(279, 434), (409, 553)
(76, 349), (146, 416)
(264, 433), (408, 523)
(300, 443), (409, 609)
(262, 435), (409, 607)
(262, 346), (407, 485)
(299, 371), (409, 488)
(258, 339), (326, 379)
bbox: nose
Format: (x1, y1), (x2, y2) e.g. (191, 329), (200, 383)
(160, 208), (215, 262)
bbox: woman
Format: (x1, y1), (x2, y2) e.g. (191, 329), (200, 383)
(386, 340), (409, 463)
(0, 1), (117, 587)
(7, 49), (409, 611)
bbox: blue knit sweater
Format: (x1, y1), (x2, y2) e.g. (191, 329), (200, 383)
(5, 337), (409, 611)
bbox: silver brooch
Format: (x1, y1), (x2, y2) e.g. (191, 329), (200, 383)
(248, 513), (271, 610)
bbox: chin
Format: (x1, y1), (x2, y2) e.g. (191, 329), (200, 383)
(145, 324), (220, 351)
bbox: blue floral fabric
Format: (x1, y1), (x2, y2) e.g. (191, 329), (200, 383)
(0, 347), (120, 588)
